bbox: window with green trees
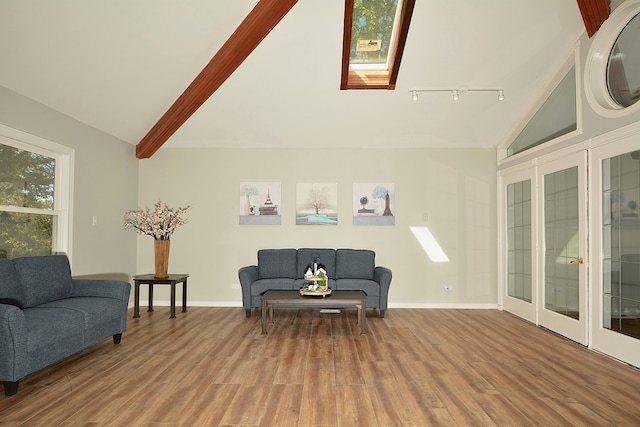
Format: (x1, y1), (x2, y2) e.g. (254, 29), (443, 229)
(0, 143), (57, 258)
(341, 0), (415, 89)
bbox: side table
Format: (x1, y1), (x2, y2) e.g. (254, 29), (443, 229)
(132, 274), (189, 318)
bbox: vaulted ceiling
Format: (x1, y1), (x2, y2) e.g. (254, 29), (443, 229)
(0, 1), (595, 157)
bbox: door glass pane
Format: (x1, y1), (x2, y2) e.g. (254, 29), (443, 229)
(603, 150), (640, 339)
(507, 180), (532, 302)
(544, 167), (580, 319)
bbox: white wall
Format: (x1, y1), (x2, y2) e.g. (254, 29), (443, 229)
(137, 147), (497, 308)
(0, 86), (138, 279)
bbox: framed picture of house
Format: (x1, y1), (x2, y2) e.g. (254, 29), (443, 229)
(296, 182), (338, 225)
(353, 183), (395, 225)
(239, 182), (281, 225)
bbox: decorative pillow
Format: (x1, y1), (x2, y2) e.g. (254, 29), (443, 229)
(258, 249), (297, 279)
(336, 249), (375, 280)
(12, 255), (73, 308)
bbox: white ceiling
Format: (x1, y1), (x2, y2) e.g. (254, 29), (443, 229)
(0, 1), (585, 152)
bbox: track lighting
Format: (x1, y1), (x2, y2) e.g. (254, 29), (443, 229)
(409, 87), (505, 102)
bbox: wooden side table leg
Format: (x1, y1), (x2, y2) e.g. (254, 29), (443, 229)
(170, 283), (176, 318)
(133, 281), (140, 318)
(148, 284), (154, 312)
(182, 279), (188, 313)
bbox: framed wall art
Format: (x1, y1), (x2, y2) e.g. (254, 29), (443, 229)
(296, 182), (338, 225)
(239, 182), (281, 225)
(353, 182), (395, 225)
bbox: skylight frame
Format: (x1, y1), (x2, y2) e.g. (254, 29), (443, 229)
(340, 0), (416, 90)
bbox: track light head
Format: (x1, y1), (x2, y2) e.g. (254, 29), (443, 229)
(498, 89), (505, 101)
(452, 90), (459, 101)
(412, 90), (418, 101)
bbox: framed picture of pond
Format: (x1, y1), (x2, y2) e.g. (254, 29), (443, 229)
(353, 183), (395, 225)
(295, 182), (338, 225)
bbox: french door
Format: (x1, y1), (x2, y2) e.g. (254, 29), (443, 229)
(500, 149), (588, 345)
(590, 128), (640, 367)
(501, 169), (537, 324)
(537, 151), (588, 345)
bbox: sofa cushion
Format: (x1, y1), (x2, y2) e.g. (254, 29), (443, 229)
(335, 278), (380, 296)
(22, 306), (85, 352)
(296, 248), (336, 278)
(12, 255), (73, 308)
(251, 278), (296, 295)
(38, 297), (125, 328)
(0, 258), (27, 307)
(258, 249), (297, 279)
(336, 249), (375, 280)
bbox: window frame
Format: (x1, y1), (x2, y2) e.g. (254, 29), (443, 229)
(340, 0), (416, 90)
(0, 124), (74, 259)
(585, 0), (640, 118)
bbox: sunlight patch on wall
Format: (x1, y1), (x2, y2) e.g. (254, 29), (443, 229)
(410, 226), (449, 262)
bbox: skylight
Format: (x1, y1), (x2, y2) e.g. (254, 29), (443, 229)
(341, 0), (416, 90)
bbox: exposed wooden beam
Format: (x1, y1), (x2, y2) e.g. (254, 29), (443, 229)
(576, 0), (610, 38)
(136, 0), (299, 159)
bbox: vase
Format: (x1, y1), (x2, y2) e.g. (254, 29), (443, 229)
(154, 239), (170, 279)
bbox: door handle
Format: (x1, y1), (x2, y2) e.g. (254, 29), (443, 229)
(570, 257), (584, 264)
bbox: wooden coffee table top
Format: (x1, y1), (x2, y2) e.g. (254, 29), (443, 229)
(261, 290), (367, 305)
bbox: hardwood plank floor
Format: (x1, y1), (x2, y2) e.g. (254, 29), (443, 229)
(2, 307), (640, 426)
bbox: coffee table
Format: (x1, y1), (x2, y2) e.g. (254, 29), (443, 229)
(261, 290), (367, 335)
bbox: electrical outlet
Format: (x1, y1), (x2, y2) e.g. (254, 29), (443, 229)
(231, 284), (240, 289)
(443, 284), (452, 292)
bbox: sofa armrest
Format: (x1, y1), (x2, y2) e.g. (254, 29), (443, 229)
(238, 265), (259, 312)
(70, 279), (131, 303)
(374, 266), (392, 310)
(0, 304), (28, 382)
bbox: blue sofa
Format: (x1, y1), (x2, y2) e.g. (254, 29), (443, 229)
(0, 255), (131, 396)
(239, 248), (392, 318)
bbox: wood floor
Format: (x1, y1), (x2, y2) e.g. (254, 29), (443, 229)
(2, 306), (640, 426)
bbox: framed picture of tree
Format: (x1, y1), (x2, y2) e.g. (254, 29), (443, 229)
(295, 182), (338, 225)
(353, 183), (395, 225)
(239, 182), (281, 225)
